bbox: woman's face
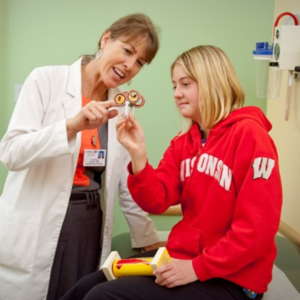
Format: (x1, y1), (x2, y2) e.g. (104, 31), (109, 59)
(99, 32), (148, 88)
(172, 64), (200, 122)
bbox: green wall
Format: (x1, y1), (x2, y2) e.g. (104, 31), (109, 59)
(0, 0), (7, 187)
(0, 0), (275, 236)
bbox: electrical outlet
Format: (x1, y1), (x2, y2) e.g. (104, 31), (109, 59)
(14, 83), (23, 102)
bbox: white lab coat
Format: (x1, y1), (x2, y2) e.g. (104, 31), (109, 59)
(0, 58), (159, 300)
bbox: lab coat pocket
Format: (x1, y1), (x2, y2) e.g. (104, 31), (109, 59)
(0, 201), (41, 273)
(167, 220), (202, 259)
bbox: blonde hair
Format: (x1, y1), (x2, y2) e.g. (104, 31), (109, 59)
(83, 13), (160, 65)
(171, 45), (245, 134)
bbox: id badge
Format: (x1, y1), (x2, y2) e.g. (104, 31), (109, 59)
(83, 149), (106, 167)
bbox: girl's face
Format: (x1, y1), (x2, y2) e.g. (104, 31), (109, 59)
(98, 32), (148, 88)
(172, 64), (200, 122)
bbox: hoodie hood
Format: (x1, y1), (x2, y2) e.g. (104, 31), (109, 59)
(211, 106), (272, 135)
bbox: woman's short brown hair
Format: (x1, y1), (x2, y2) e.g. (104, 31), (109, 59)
(102, 13), (160, 64)
(82, 13), (160, 65)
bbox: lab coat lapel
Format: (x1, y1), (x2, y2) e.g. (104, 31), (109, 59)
(62, 58), (82, 119)
(62, 58), (83, 172)
(105, 88), (121, 191)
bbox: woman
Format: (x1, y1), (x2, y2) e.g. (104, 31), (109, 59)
(0, 13), (161, 300)
(62, 45), (282, 300)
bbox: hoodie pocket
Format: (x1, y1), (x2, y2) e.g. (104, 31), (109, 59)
(167, 219), (202, 258)
(0, 201), (41, 273)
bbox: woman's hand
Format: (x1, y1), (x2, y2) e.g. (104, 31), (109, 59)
(153, 259), (198, 288)
(66, 100), (118, 140)
(143, 241), (167, 252)
(116, 113), (147, 174)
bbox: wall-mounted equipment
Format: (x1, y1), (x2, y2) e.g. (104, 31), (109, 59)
(253, 12), (300, 121)
(253, 42), (273, 98)
(294, 66), (300, 129)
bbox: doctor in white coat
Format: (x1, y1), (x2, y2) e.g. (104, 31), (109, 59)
(0, 13), (161, 300)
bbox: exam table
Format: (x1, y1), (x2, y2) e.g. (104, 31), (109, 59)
(112, 227), (300, 299)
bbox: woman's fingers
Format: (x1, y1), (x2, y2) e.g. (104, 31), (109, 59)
(101, 99), (117, 108)
(107, 109), (119, 120)
(82, 107), (102, 125)
(66, 99), (119, 139)
(82, 100), (118, 126)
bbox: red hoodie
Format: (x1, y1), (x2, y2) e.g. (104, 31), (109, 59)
(128, 106), (282, 293)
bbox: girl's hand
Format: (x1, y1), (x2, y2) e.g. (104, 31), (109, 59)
(66, 100), (118, 139)
(116, 113), (147, 174)
(153, 259), (198, 288)
(116, 113), (145, 153)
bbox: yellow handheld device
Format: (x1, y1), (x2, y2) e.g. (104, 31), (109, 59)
(102, 247), (172, 281)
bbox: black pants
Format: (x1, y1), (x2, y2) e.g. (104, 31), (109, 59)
(47, 190), (103, 300)
(61, 250), (264, 300)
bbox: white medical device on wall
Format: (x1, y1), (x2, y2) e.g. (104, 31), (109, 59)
(253, 42), (273, 99)
(253, 12), (300, 121)
(294, 66), (300, 128)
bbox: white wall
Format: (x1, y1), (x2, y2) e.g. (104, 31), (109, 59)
(267, 0), (300, 232)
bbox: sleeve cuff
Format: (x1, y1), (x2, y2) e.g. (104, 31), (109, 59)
(127, 161), (152, 184)
(55, 120), (76, 154)
(192, 254), (211, 281)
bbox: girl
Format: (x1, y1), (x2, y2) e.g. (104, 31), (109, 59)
(62, 45), (282, 300)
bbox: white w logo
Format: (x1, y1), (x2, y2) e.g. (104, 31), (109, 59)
(252, 157), (275, 180)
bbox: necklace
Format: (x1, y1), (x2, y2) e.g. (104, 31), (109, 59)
(91, 135), (97, 147)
